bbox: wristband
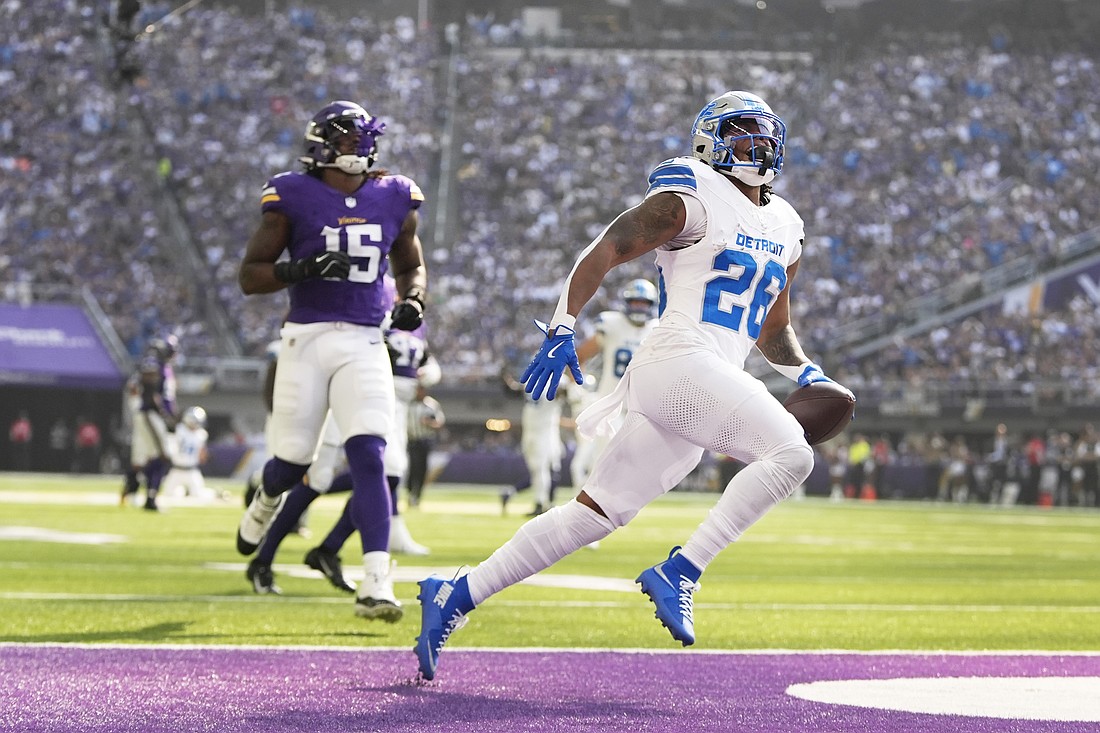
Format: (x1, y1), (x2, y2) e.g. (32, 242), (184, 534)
(549, 313), (576, 332)
(403, 286), (426, 306)
(273, 260), (302, 284)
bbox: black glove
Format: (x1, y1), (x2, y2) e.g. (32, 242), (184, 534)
(390, 297), (424, 331)
(274, 251), (351, 283)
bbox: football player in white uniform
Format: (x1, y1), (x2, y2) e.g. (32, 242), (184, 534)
(573, 278), (659, 471)
(416, 91), (854, 680)
(500, 371), (564, 517)
(162, 406), (211, 499)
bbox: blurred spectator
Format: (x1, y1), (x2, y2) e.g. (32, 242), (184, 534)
(3, 2), (1100, 407)
(8, 411), (33, 472)
(1022, 432), (1047, 505)
(73, 416), (103, 474)
(48, 417), (72, 473)
(845, 433), (871, 499)
(1074, 424), (1099, 507)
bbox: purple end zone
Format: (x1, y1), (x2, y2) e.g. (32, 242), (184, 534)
(1, 645), (1097, 733)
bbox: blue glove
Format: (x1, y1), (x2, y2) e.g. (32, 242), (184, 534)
(796, 363), (831, 387)
(797, 363), (856, 401)
(520, 320), (584, 401)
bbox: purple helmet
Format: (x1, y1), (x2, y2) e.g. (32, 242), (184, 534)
(299, 100), (386, 175)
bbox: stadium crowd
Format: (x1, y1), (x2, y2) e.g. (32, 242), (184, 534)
(2, 1), (1098, 399)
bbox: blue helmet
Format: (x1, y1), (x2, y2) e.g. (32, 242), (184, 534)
(300, 100), (386, 175)
(690, 91), (785, 186)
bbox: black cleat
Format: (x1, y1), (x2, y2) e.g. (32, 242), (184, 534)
(246, 558), (281, 595)
(304, 546), (355, 594)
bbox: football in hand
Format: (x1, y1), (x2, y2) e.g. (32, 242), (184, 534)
(783, 381), (856, 446)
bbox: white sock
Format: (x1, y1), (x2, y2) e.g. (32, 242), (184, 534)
(465, 500), (615, 605)
(680, 458), (801, 571)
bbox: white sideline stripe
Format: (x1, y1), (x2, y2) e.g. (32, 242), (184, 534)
(204, 561), (639, 593)
(3, 640), (1100, 657)
(0, 527), (126, 544)
(3, 591), (1100, 614)
(2, 561), (1095, 586)
(0, 492), (230, 507)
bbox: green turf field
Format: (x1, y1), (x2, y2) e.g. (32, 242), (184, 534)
(1, 473), (1098, 651)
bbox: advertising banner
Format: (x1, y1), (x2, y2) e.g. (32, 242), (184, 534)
(0, 303), (124, 389)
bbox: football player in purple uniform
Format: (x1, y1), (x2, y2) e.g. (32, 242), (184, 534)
(126, 334), (179, 512)
(235, 100), (427, 622)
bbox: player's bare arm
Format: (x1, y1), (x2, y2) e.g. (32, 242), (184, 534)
(238, 211), (292, 295)
(388, 209), (427, 298)
(756, 256), (811, 367)
(564, 192), (686, 318)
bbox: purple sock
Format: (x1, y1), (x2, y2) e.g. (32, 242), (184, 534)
(387, 475), (400, 516)
(321, 499), (356, 554)
(144, 458), (167, 498)
(343, 435), (391, 554)
(328, 472), (354, 494)
(256, 483), (319, 564)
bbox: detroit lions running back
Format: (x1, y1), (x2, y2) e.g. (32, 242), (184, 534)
(415, 91), (854, 680)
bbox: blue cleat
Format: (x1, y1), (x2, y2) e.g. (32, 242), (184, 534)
(414, 575), (470, 680)
(635, 546), (701, 646)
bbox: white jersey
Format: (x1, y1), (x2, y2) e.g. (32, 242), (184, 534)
(635, 156), (804, 370)
(163, 423), (209, 499)
(171, 424), (208, 469)
(520, 390), (563, 507)
(591, 311), (657, 398)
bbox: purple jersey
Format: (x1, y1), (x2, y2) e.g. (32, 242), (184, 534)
(385, 322), (428, 379)
(137, 355), (176, 415)
(260, 171), (424, 326)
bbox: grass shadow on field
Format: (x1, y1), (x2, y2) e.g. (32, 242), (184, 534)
(1, 621), (192, 644)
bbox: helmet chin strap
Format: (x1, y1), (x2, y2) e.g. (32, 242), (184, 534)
(716, 142), (777, 187)
(330, 155), (371, 175)
(725, 166), (776, 187)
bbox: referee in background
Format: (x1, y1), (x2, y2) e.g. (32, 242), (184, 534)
(406, 383), (445, 507)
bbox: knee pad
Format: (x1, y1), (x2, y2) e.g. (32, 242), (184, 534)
(765, 440), (816, 498)
(344, 434), (386, 475)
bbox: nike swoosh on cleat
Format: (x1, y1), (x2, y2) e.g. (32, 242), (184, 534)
(651, 564), (673, 588)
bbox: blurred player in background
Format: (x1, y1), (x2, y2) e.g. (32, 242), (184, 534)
(416, 90), (852, 679)
(235, 99), (427, 622)
(126, 334), (179, 512)
(499, 371), (563, 517)
(571, 278), (659, 479)
(162, 406), (212, 499)
(383, 309), (440, 553)
(244, 337), (283, 506)
(561, 373), (598, 493)
(246, 411), (353, 596)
